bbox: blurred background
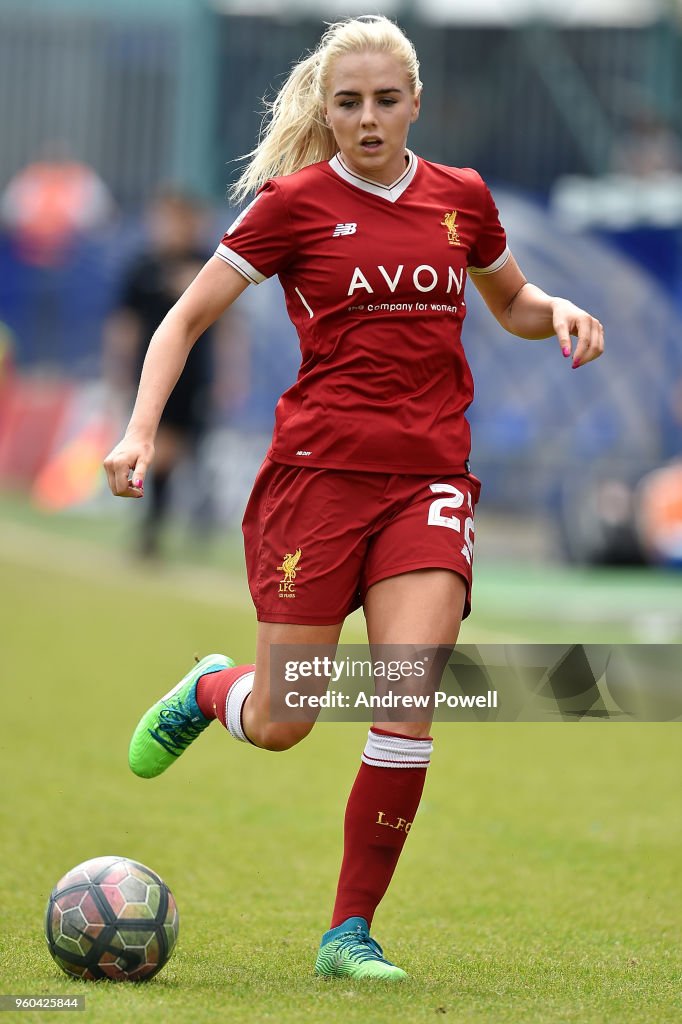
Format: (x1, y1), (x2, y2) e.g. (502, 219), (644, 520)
(1, 0), (681, 642)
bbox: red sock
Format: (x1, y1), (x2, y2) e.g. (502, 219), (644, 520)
(330, 728), (432, 929)
(196, 665), (255, 728)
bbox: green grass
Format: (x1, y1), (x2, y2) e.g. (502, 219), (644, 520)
(0, 502), (680, 1022)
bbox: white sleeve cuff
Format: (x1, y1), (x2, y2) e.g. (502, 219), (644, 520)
(468, 245), (511, 276)
(214, 243), (266, 285)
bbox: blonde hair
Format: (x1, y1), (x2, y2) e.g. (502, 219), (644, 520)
(230, 15), (421, 203)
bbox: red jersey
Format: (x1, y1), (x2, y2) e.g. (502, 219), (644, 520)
(216, 152), (508, 474)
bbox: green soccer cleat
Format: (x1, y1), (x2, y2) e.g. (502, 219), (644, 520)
(128, 653), (234, 779)
(315, 917), (407, 980)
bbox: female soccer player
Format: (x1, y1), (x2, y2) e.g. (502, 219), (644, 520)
(104, 15), (604, 980)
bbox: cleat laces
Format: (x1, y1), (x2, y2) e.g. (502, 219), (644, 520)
(335, 928), (391, 965)
(149, 701), (206, 757)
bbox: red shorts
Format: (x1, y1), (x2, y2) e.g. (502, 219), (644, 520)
(242, 458), (481, 625)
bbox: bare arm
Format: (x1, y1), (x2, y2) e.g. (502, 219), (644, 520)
(471, 253), (604, 367)
(104, 256), (250, 497)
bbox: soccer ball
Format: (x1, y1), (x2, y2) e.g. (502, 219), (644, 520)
(45, 856), (179, 981)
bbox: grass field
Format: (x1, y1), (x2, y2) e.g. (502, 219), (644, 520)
(0, 499), (680, 1023)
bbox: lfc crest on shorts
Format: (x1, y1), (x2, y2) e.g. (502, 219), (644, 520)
(441, 210), (461, 246)
(277, 548), (302, 598)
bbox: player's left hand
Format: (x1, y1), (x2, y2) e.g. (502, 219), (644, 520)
(551, 298), (604, 368)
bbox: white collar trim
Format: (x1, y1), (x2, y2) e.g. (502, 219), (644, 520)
(329, 150), (418, 203)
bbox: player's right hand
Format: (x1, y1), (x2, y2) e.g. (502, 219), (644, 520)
(103, 436), (154, 498)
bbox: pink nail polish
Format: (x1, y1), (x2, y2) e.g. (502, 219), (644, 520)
(562, 347), (571, 357)
(572, 360), (580, 369)
(134, 479), (143, 488)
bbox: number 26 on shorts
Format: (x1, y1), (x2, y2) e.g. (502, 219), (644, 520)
(427, 483), (475, 564)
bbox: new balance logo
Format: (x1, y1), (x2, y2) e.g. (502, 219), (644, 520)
(333, 223), (357, 237)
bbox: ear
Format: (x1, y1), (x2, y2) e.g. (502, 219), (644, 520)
(410, 90), (421, 124)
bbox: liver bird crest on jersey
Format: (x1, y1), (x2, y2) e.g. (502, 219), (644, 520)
(441, 210), (461, 246)
(277, 548), (302, 583)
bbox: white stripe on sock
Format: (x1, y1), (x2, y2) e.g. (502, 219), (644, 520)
(225, 671), (254, 743)
(361, 728), (432, 768)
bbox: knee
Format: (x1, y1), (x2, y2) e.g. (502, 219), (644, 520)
(250, 721), (313, 752)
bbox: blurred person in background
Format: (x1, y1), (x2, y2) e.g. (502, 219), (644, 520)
(1, 140), (113, 268)
(637, 459), (682, 568)
(0, 140), (113, 366)
(104, 15), (603, 980)
(104, 188), (224, 559)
